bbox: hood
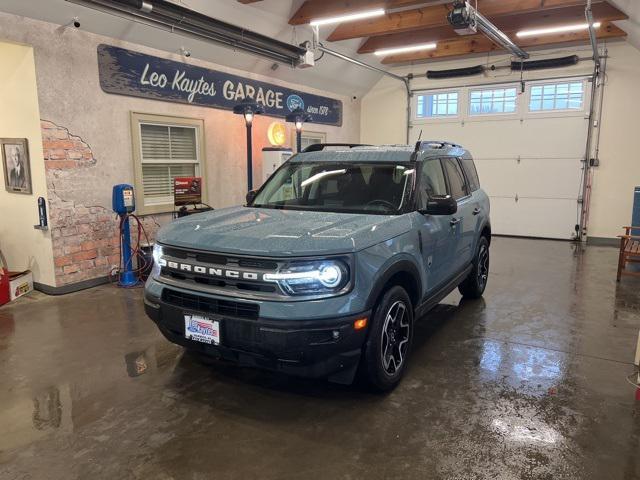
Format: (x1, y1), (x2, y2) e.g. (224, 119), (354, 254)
(156, 206), (412, 256)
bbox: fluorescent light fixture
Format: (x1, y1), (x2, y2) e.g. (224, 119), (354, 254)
(374, 43), (437, 56)
(517, 22), (601, 38)
(310, 8), (385, 27)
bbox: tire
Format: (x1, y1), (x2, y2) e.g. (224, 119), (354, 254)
(360, 285), (414, 392)
(458, 236), (490, 299)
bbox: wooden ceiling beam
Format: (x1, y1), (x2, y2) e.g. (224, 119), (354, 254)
(379, 21), (625, 63)
(289, 0), (439, 26)
(358, 2), (627, 53)
(327, 0), (609, 42)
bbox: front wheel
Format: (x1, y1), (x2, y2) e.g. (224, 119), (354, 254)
(360, 286), (414, 392)
(458, 236), (490, 299)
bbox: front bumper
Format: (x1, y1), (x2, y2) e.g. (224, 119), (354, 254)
(144, 290), (370, 383)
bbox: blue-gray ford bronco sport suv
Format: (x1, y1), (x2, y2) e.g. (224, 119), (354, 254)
(145, 141), (491, 391)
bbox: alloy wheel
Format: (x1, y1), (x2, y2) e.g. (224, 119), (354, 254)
(380, 300), (410, 375)
(477, 244), (489, 290)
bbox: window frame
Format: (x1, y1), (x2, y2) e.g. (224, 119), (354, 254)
(468, 85), (519, 117)
(295, 130), (327, 152)
(413, 89), (461, 120)
(527, 79), (587, 114)
(131, 112), (207, 215)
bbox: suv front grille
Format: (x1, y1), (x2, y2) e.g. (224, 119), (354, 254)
(158, 245), (284, 298)
(162, 289), (260, 320)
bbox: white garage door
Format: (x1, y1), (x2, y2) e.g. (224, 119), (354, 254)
(410, 78), (592, 240)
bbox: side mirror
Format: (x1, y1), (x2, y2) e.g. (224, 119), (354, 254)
(419, 196), (457, 216)
(246, 190), (257, 205)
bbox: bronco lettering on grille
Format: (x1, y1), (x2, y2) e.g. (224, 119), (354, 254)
(165, 260), (265, 282)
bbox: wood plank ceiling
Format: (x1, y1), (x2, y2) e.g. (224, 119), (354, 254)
(281, 0), (628, 64)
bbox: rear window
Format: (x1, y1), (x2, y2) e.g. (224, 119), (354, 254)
(460, 157), (480, 191)
(442, 158), (468, 200)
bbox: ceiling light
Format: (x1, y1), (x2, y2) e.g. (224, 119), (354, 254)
(374, 43), (437, 56)
(517, 22), (601, 38)
(310, 9), (385, 27)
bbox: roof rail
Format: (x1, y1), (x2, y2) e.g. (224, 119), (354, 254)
(417, 140), (462, 150)
(302, 143), (372, 153)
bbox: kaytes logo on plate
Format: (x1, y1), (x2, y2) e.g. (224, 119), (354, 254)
(286, 94), (304, 111)
(187, 318), (215, 337)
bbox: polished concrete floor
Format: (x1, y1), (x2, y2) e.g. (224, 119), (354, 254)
(1, 237), (639, 480)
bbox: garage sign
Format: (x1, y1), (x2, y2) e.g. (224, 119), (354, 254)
(97, 44), (343, 126)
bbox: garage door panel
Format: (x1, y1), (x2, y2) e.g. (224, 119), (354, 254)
(410, 84), (589, 239)
(517, 117), (588, 158)
(517, 158), (583, 199)
(510, 198), (578, 239)
(486, 197), (520, 237)
(489, 198), (577, 239)
(474, 159), (518, 197)
(456, 121), (530, 157)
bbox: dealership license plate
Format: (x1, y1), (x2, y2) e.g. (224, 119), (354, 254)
(184, 314), (220, 345)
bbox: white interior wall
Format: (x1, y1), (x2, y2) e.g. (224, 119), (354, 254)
(0, 41), (55, 285)
(361, 42), (640, 240)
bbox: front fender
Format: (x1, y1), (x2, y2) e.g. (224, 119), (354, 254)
(361, 253), (423, 310)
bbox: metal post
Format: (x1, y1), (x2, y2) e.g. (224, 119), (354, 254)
(296, 128), (302, 153)
(246, 122), (253, 191)
(120, 215), (137, 286)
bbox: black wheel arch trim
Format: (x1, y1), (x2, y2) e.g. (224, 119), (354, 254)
(364, 255), (423, 311)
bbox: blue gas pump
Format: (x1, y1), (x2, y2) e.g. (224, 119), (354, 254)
(112, 184), (138, 287)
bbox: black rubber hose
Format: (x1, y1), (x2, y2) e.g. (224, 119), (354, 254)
(426, 65), (485, 79)
(511, 55), (580, 71)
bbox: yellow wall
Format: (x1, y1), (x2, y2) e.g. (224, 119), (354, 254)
(0, 41), (55, 286)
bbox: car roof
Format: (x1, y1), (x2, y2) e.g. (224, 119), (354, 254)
(290, 142), (470, 163)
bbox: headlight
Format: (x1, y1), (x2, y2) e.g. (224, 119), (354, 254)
(152, 244), (165, 276)
(264, 259), (350, 296)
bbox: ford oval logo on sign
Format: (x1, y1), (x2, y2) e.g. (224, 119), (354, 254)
(286, 94), (304, 112)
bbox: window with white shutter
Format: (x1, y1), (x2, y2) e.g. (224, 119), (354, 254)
(131, 113), (206, 214)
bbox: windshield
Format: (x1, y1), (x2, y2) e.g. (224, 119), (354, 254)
(251, 161), (416, 214)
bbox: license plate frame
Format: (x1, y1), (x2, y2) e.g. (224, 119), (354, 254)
(184, 313), (221, 345)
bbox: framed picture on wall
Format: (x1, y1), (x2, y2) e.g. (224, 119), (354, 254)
(1, 138), (32, 195)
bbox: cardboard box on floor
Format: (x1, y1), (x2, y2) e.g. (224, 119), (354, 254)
(0, 246), (33, 305)
(9, 271), (33, 301)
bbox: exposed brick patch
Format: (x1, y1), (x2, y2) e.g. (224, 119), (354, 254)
(42, 120), (163, 287)
(41, 120), (96, 170)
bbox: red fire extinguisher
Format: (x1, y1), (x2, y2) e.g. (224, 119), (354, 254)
(0, 248), (10, 306)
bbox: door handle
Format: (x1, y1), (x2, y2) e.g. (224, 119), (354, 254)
(472, 207), (481, 215)
(450, 217), (461, 226)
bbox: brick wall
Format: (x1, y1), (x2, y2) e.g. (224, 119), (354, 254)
(42, 120), (160, 286)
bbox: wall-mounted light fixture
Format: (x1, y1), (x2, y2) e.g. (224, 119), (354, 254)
(285, 108), (313, 153)
(233, 101), (263, 191)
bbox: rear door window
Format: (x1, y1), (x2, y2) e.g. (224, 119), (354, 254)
(442, 157), (468, 200)
(460, 157), (480, 191)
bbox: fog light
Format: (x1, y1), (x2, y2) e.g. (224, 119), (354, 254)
(354, 318), (368, 330)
